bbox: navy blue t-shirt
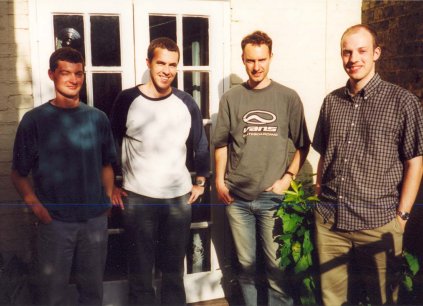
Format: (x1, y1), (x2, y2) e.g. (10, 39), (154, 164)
(12, 101), (117, 222)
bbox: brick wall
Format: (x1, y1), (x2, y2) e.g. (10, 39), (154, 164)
(0, 0), (33, 202)
(0, 0), (35, 273)
(362, 0), (423, 100)
(363, 2), (423, 297)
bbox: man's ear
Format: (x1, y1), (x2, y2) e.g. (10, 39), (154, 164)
(373, 46), (381, 62)
(146, 58), (151, 69)
(48, 69), (54, 81)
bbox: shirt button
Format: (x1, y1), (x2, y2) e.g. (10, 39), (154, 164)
(354, 104), (359, 108)
(364, 96), (368, 100)
(348, 141), (352, 144)
(351, 122), (355, 127)
(341, 177), (345, 181)
(339, 195), (343, 199)
(344, 158), (348, 162)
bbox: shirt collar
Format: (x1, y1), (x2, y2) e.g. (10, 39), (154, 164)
(344, 73), (382, 98)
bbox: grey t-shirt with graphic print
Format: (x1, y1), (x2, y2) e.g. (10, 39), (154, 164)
(213, 81), (310, 201)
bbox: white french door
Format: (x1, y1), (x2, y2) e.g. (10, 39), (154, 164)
(29, 0), (229, 303)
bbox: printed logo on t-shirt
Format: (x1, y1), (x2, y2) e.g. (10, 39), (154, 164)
(242, 110), (278, 137)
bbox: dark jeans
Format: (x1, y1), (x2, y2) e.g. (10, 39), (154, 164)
(36, 214), (108, 306)
(123, 191), (192, 305)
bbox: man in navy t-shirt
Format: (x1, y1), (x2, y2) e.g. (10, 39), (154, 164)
(11, 47), (116, 305)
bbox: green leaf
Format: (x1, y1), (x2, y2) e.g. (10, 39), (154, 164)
(278, 234), (292, 241)
(302, 231), (314, 254)
(283, 190), (298, 196)
(291, 241), (302, 262)
(306, 195), (320, 202)
(402, 274), (413, 292)
(290, 180), (299, 193)
(404, 251), (420, 276)
(296, 226), (306, 237)
(294, 255), (311, 273)
(276, 208), (285, 218)
(282, 213), (303, 233)
(291, 204), (307, 214)
(300, 277), (317, 305)
(280, 255), (291, 270)
(280, 239), (292, 259)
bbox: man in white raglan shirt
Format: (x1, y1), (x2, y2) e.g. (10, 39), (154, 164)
(110, 37), (210, 305)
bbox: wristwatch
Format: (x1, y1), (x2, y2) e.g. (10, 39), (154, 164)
(396, 210), (410, 221)
(285, 171), (296, 180)
(195, 178), (206, 187)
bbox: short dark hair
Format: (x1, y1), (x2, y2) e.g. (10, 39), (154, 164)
(241, 31), (273, 54)
(49, 47), (84, 72)
(147, 37), (180, 62)
(341, 24), (379, 49)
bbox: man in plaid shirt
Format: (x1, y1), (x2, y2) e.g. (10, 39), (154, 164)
(313, 24), (423, 305)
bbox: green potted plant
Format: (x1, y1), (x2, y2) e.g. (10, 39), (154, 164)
(276, 179), (319, 305)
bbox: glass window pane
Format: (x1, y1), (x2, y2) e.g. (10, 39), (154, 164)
(149, 15), (176, 42)
(53, 15), (85, 58)
(187, 228), (211, 274)
(91, 16), (121, 66)
(104, 233), (127, 280)
(184, 71), (209, 118)
(93, 73), (122, 117)
(183, 17), (209, 66)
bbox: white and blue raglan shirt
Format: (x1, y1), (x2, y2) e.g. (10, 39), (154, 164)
(110, 86), (210, 199)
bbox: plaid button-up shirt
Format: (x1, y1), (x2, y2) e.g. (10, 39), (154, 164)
(313, 74), (423, 231)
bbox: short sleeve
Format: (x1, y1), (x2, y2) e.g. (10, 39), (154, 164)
(212, 95), (231, 148)
(312, 100), (328, 155)
(288, 93), (310, 149)
(400, 95), (423, 160)
(12, 112), (38, 176)
(100, 113), (118, 166)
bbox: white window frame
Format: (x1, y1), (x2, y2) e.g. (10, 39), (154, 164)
(29, 0), (135, 106)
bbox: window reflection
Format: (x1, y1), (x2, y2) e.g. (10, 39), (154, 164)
(149, 15), (176, 42)
(183, 17), (209, 66)
(184, 72), (209, 118)
(91, 16), (121, 66)
(54, 15), (85, 57)
(93, 73), (122, 117)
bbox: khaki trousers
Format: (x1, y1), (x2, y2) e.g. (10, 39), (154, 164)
(315, 211), (403, 306)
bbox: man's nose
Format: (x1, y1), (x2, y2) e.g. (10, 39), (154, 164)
(350, 51), (359, 63)
(253, 61), (260, 70)
(163, 65), (170, 74)
(69, 73), (78, 83)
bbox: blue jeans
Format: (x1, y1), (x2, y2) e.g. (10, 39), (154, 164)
(36, 214), (108, 306)
(123, 191), (192, 305)
(226, 192), (293, 306)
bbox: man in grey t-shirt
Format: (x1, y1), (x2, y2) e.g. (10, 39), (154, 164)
(213, 31), (310, 306)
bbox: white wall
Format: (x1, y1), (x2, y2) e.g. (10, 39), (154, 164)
(229, 0), (361, 174)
